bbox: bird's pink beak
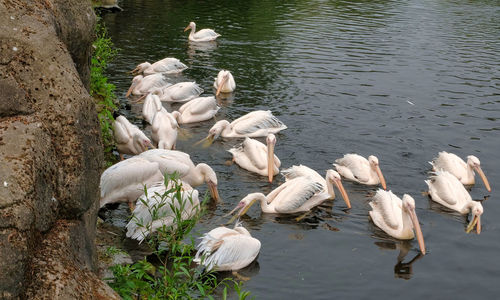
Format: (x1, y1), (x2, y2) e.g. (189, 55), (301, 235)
(474, 165), (491, 192)
(408, 207), (426, 255)
(216, 74), (229, 97)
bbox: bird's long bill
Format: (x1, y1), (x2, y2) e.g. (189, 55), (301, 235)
(334, 180), (351, 209)
(207, 181), (220, 202)
(131, 94), (147, 103)
(267, 142), (275, 183)
(216, 75), (229, 97)
(147, 141), (156, 150)
(129, 66), (140, 75)
(126, 82), (136, 97)
(466, 214), (481, 234)
(194, 135), (214, 148)
(474, 166), (491, 192)
(408, 208), (426, 255)
(184, 25), (191, 32)
(376, 166), (387, 190)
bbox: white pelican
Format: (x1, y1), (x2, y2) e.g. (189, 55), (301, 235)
(194, 222), (260, 271)
(142, 93), (167, 124)
(138, 149), (220, 201)
(213, 70), (236, 96)
(281, 165), (351, 208)
(227, 170), (350, 221)
(430, 151), (491, 192)
(126, 73), (169, 97)
(184, 21), (220, 42)
(113, 115), (154, 160)
(425, 170), (483, 233)
(171, 96), (220, 124)
(131, 57), (188, 76)
(228, 134), (280, 182)
(333, 154), (387, 190)
(151, 110), (178, 150)
(150, 82), (203, 103)
(203, 110), (287, 144)
(369, 190), (426, 255)
(99, 157), (163, 210)
(126, 181), (200, 243)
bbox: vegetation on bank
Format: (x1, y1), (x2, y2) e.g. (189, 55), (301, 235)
(90, 18), (118, 166)
(105, 175), (252, 299)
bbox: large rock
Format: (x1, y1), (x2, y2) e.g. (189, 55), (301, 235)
(0, 0), (115, 298)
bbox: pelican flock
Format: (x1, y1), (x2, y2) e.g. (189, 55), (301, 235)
(100, 20), (494, 282)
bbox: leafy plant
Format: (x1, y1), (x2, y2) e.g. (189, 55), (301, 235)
(106, 175), (253, 299)
(90, 18), (118, 166)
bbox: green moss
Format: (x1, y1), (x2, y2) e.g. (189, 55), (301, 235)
(90, 19), (118, 166)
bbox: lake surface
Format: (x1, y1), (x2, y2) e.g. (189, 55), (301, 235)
(102, 0), (500, 298)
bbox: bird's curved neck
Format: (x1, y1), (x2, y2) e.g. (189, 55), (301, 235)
(325, 177), (335, 199)
(220, 121), (232, 137)
(401, 209), (415, 237)
(189, 164), (207, 186)
(171, 111), (182, 123)
(189, 24), (196, 38)
(257, 195), (275, 213)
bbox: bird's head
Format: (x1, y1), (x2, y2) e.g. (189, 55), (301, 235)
(198, 163), (219, 202)
(466, 201), (483, 234)
(184, 21), (195, 32)
(402, 194), (426, 255)
(467, 155), (490, 192)
(368, 155), (387, 190)
(225, 193), (264, 224)
(326, 169), (351, 208)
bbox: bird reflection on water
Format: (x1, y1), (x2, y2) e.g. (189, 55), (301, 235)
(374, 241), (423, 280)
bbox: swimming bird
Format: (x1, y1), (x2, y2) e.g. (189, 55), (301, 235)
(425, 170), (483, 233)
(151, 110), (178, 150)
(150, 82), (204, 103)
(126, 181), (200, 243)
(99, 157), (163, 210)
(333, 154), (387, 190)
(113, 114), (154, 160)
(227, 170), (350, 221)
(131, 57), (188, 76)
(184, 21), (220, 42)
(369, 190), (426, 255)
(171, 96), (220, 124)
(142, 93), (167, 124)
(194, 222), (261, 272)
(228, 134), (280, 182)
(430, 151), (490, 192)
(213, 70), (236, 96)
(138, 149), (220, 201)
(126, 73), (169, 97)
(202, 110), (287, 145)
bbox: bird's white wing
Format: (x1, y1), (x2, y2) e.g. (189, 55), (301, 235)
(271, 177), (324, 213)
(281, 165), (324, 183)
(165, 82), (203, 102)
(431, 152), (467, 180)
(334, 154), (370, 183)
(240, 138), (267, 170)
(193, 29), (220, 40)
(100, 158), (160, 198)
(232, 111), (286, 135)
(153, 58), (188, 73)
(427, 171), (463, 206)
(369, 190), (401, 230)
(195, 231), (260, 271)
(181, 97), (217, 115)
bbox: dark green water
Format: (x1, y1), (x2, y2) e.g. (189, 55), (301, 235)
(103, 0), (500, 298)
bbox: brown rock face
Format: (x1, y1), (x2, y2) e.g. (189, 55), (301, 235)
(0, 0), (116, 298)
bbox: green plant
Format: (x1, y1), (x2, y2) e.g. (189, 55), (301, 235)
(91, 18), (118, 166)
(106, 175), (253, 299)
